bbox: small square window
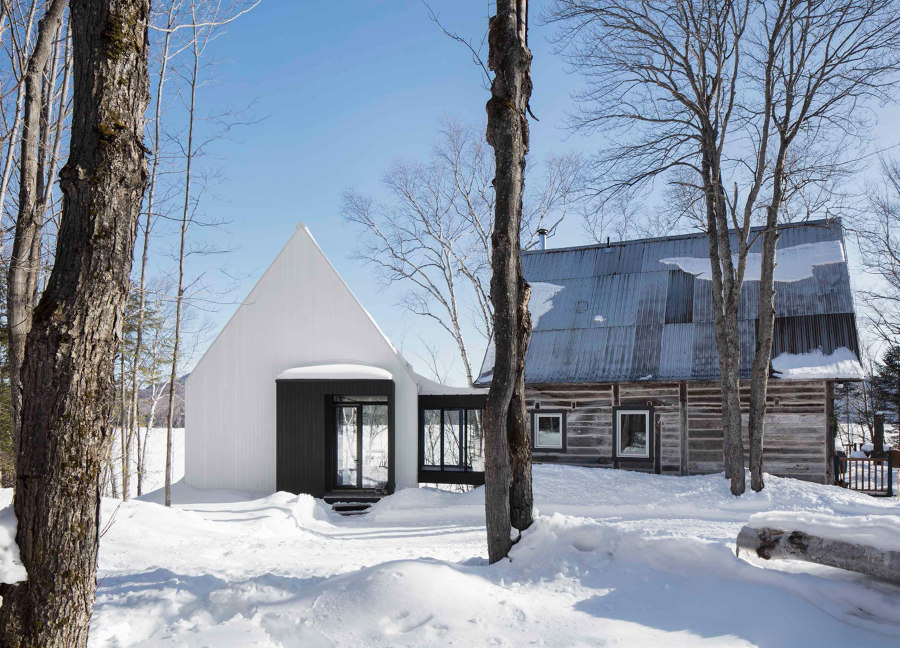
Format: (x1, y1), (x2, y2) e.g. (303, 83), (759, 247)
(534, 413), (564, 449)
(616, 409), (650, 458)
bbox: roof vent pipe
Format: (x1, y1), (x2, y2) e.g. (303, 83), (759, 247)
(537, 228), (549, 250)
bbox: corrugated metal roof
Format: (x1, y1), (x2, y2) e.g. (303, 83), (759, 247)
(476, 218), (862, 384)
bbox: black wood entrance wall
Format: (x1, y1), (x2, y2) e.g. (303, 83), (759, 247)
(276, 378), (394, 497)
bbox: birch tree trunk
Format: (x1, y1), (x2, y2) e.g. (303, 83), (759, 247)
(120, 346), (129, 498)
(483, 0), (533, 563)
(6, 0), (67, 442)
(166, 7), (202, 507)
(737, 524), (900, 584)
(130, 0), (176, 501)
(0, 0), (150, 642)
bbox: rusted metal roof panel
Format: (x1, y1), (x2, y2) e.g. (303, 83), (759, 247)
(506, 218), (861, 384)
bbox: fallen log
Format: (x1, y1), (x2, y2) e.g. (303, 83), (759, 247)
(737, 524), (900, 584)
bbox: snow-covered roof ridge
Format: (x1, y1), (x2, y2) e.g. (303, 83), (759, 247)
(413, 369), (487, 395)
(276, 364), (393, 381)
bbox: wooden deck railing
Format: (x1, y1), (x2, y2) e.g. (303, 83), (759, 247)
(834, 456), (893, 497)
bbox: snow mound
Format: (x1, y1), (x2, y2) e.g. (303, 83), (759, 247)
(771, 347), (865, 380)
(748, 512), (900, 553)
(291, 560), (500, 645)
(0, 491), (26, 584)
(366, 485), (484, 524)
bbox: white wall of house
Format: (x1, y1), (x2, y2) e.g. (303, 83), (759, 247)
(185, 223), (421, 493)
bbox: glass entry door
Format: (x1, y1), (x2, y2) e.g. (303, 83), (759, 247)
(334, 397), (388, 490)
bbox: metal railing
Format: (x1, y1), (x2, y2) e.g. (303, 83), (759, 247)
(834, 455), (893, 497)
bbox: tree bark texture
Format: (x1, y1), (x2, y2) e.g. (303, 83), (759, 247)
(6, 0), (67, 447)
(484, 0), (533, 563)
(737, 525), (900, 584)
(0, 0), (150, 644)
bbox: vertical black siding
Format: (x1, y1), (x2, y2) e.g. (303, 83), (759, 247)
(275, 379), (394, 497)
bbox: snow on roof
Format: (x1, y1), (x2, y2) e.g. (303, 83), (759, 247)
(530, 282), (565, 327)
(660, 240), (846, 282)
(771, 347), (865, 380)
(413, 370), (487, 396)
(475, 219), (861, 385)
(276, 364), (393, 381)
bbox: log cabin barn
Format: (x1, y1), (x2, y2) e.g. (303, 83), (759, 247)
(476, 218), (863, 484)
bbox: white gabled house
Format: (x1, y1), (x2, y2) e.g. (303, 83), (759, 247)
(185, 223), (484, 497)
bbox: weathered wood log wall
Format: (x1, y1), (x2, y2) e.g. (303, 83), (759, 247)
(526, 379), (830, 483)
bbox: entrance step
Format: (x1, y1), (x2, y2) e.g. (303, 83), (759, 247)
(324, 492), (382, 516)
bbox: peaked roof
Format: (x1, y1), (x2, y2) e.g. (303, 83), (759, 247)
(477, 219), (863, 385)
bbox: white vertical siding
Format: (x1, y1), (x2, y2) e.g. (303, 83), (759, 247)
(185, 223), (419, 493)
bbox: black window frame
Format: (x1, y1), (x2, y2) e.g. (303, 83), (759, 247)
(531, 409), (568, 452)
(418, 394), (486, 485)
(613, 406), (654, 461)
(332, 395), (390, 491)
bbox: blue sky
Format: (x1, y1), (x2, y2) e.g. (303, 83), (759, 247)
(169, 0), (900, 383)
(169, 0), (596, 383)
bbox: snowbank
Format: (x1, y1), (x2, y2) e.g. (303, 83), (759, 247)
(771, 347), (865, 380)
(748, 511), (900, 553)
(0, 491), (26, 584)
(86, 465), (900, 647)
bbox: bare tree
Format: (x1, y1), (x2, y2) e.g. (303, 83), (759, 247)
(5, 0), (67, 444)
(860, 159), (900, 344)
(747, 0), (900, 491)
(0, 0), (150, 642)
(126, 0), (179, 502)
(346, 120), (581, 386)
(549, 0), (756, 494)
(483, 0), (534, 564)
(551, 0), (900, 493)
(163, 0), (256, 505)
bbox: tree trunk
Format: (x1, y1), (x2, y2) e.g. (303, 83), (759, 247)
(737, 524), (900, 584)
(120, 347), (130, 498)
(748, 142), (789, 492)
(873, 412), (885, 458)
(701, 141), (745, 495)
(130, 0), (175, 503)
(0, 0), (150, 643)
(6, 0), (67, 445)
(508, 276), (533, 531)
(166, 9), (201, 507)
(483, 0), (533, 563)
(748, 213), (780, 491)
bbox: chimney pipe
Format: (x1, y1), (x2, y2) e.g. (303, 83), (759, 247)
(537, 228), (549, 250)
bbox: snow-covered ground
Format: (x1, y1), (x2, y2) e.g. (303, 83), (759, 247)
(104, 427), (185, 498)
(79, 465), (900, 647)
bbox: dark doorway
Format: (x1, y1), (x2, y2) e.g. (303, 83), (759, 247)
(276, 378), (394, 497)
(334, 396), (389, 490)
